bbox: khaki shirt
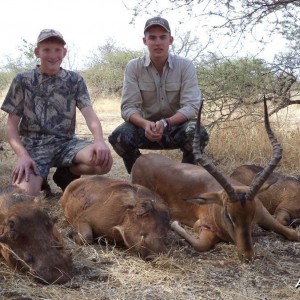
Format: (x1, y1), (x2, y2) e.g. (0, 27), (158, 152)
(121, 53), (201, 122)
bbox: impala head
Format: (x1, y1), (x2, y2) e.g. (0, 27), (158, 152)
(190, 96), (282, 261)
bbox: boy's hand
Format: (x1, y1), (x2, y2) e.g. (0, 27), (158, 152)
(12, 154), (40, 184)
(145, 121), (163, 142)
(89, 141), (113, 173)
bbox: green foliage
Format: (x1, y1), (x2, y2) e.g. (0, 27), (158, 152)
(199, 55), (272, 102)
(0, 39), (36, 102)
(0, 71), (14, 93)
(83, 40), (143, 98)
(197, 55), (278, 126)
(18, 38), (36, 61)
(1, 39), (37, 73)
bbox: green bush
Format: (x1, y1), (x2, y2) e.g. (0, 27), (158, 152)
(83, 41), (142, 99)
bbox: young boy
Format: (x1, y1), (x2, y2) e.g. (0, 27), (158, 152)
(1, 29), (113, 196)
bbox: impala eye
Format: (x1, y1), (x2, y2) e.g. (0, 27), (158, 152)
(224, 206), (234, 226)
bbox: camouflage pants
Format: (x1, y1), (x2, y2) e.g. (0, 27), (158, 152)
(108, 120), (209, 173)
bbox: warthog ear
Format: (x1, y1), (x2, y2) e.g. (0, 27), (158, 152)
(0, 233), (7, 243)
(135, 201), (153, 216)
(33, 193), (47, 208)
(186, 192), (223, 206)
(0, 213), (5, 224)
(0, 223), (5, 241)
(0, 214), (7, 238)
(123, 198), (153, 216)
(0, 219), (17, 243)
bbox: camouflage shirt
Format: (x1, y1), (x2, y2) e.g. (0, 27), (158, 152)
(1, 66), (92, 147)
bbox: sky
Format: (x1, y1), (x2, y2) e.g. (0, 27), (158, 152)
(0, 0), (147, 69)
(0, 0), (287, 70)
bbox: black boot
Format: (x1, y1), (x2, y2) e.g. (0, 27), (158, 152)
(181, 152), (195, 164)
(53, 167), (80, 191)
(41, 178), (52, 196)
(123, 152), (141, 174)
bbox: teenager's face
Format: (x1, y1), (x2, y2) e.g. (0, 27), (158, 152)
(34, 39), (67, 75)
(143, 26), (173, 61)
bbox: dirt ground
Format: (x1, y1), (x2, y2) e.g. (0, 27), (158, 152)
(0, 98), (300, 300)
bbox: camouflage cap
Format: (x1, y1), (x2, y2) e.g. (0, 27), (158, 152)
(37, 29), (66, 44)
(144, 17), (171, 34)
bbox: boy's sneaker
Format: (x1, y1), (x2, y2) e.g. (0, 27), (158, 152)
(53, 167), (80, 191)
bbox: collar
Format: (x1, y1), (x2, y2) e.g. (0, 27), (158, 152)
(144, 53), (174, 69)
(35, 65), (64, 77)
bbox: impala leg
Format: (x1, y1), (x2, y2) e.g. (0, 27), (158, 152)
(256, 204), (299, 241)
(171, 220), (217, 252)
(274, 208), (292, 227)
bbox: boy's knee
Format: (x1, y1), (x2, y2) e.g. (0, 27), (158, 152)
(109, 128), (138, 157)
(95, 165), (112, 175)
(108, 129), (129, 151)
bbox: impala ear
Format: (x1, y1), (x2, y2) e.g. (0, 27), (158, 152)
(257, 180), (277, 194)
(185, 192), (223, 206)
(233, 182), (274, 196)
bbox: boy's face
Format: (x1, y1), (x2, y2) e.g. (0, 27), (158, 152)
(143, 26), (173, 61)
(34, 39), (67, 75)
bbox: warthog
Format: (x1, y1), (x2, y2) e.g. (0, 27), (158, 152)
(60, 176), (170, 260)
(0, 185), (72, 284)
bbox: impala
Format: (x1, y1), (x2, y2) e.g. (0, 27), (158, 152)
(131, 98), (299, 261)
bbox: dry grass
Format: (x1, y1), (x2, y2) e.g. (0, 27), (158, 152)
(207, 116), (300, 175)
(1, 97), (300, 299)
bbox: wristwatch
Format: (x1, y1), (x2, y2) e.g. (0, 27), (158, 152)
(160, 119), (168, 128)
